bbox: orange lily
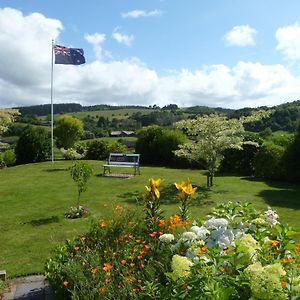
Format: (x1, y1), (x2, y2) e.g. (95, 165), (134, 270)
(103, 263), (113, 272)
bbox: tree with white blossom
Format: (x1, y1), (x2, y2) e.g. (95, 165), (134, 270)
(0, 108), (19, 135)
(175, 110), (273, 187)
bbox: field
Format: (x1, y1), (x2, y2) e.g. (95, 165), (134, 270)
(70, 108), (155, 121)
(1, 160), (300, 278)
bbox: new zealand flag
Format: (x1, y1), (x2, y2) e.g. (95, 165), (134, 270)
(54, 45), (85, 65)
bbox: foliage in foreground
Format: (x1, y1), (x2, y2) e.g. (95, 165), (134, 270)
(46, 179), (300, 299)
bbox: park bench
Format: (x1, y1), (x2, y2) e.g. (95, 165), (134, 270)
(103, 153), (141, 176)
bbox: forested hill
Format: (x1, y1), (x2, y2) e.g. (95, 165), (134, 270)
(15, 100), (300, 132)
(230, 100), (300, 132)
(16, 103), (83, 116)
(15, 103), (152, 116)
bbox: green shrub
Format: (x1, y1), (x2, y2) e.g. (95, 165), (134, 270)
(254, 142), (286, 180)
(282, 123), (300, 182)
(107, 141), (127, 154)
(15, 126), (51, 164)
(85, 140), (109, 160)
(135, 126), (187, 166)
(0, 149), (16, 166)
(220, 133), (262, 175)
(60, 148), (84, 160)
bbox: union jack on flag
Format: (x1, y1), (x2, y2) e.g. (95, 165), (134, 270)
(54, 44), (85, 65)
(54, 45), (71, 57)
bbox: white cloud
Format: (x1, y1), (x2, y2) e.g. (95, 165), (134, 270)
(0, 7), (63, 107)
(224, 25), (257, 47)
(112, 31), (134, 47)
(84, 32), (106, 60)
(276, 22), (300, 60)
(1, 7), (300, 110)
(121, 9), (162, 19)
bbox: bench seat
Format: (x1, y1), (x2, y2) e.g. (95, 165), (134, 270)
(103, 153), (140, 175)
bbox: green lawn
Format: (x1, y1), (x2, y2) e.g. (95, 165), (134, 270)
(0, 161), (300, 278)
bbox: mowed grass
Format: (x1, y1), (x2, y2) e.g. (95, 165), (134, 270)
(0, 160), (300, 278)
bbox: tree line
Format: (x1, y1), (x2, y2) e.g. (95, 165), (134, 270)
(15, 100), (300, 133)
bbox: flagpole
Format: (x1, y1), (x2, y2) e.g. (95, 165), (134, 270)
(50, 39), (54, 162)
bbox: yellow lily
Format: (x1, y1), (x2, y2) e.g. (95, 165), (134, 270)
(182, 178), (197, 196)
(175, 178), (197, 198)
(145, 177), (161, 199)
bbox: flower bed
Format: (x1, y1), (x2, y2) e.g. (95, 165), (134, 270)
(45, 179), (300, 299)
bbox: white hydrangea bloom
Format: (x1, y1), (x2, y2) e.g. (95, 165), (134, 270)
(190, 225), (210, 240)
(204, 217), (229, 229)
(159, 233), (175, 243)
(181, 231), (197, 241)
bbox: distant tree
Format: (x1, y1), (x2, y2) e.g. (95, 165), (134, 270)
(162, 104), (178, 110)
(175, 111), (273, 187)
(82, 115), (96, 132)
(54, 115), (83, 149)
(97, 116), (109, 128)
(15, 126), (51, 164)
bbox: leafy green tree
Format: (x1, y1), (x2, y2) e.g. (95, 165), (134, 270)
(15, 126), (51, 164)
(0, 108), (19, 135)
(175, 111), (272, 187)
(70, 161), (93, 210)
(54, 115), (83, 149)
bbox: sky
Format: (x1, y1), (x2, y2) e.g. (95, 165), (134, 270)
(1, 0), (300, 109)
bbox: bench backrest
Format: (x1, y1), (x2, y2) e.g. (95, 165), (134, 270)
(108, 153), (140, 166)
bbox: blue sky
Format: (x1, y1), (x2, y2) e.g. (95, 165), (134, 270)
(1, 0), (300, 108)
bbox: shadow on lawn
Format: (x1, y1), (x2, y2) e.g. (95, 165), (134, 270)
(242, 178), (300, 210)
(24, 216), (60, 226)
(120, 184), (214, 207)
(44, 168), (68, 172)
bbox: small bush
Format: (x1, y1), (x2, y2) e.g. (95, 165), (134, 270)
(254, 142), (286, 180)
(60, 148), (84, 160)
(107, 141), (127, 154)
(85, 140), (109, 160)
(0, 149), (16, 166)
(65, 205), (90, 219)
(15, 126), (51, 164)
(282, 123), (300, 182)
(220, 133), (262, 175)
(135, 125), (187, 166)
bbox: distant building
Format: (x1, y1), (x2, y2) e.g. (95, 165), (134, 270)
(109, 130), (135, 137)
